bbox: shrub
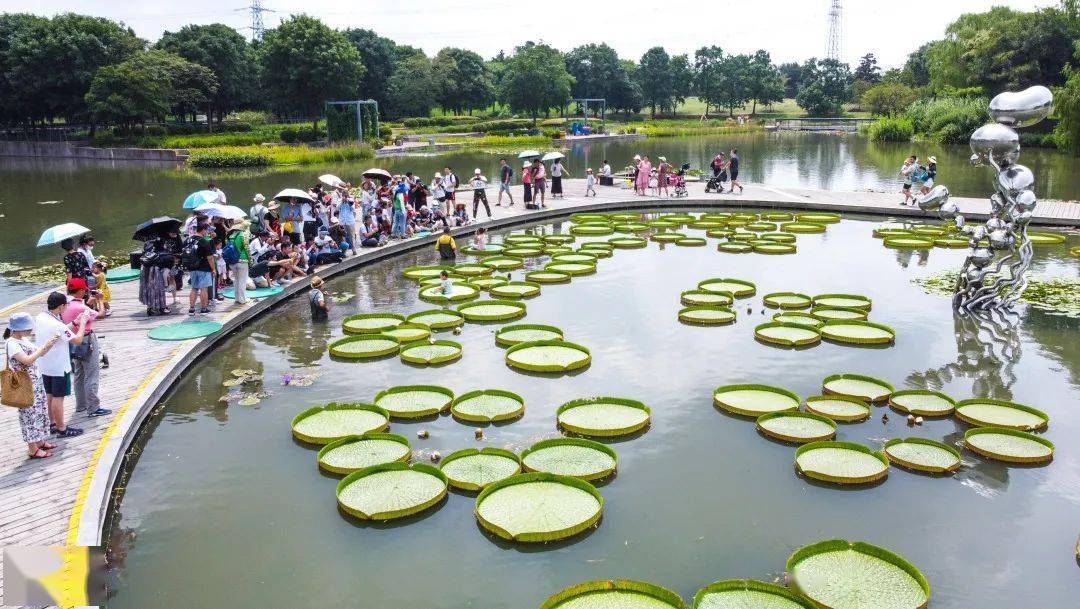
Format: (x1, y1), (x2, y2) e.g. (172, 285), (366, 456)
(279, 126), (298, 143)
(862, 83), (918, 117)
(227, 110), (272, 125)
(905, 97), (988, 144)
(188, 150), (272, 168)
(864, 116), (914, 142)
(401, 116), (481, 128)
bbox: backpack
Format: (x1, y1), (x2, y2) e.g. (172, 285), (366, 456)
(221, 233), (242, 265)
(181, 236), (203, 271)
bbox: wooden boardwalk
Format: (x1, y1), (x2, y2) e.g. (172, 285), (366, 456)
(0, 179), (1075, 605)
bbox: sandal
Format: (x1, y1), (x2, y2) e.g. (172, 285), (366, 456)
(41, 442), (57, 449)
(54, 427), (84, 438)
(29, 449), (52, 459)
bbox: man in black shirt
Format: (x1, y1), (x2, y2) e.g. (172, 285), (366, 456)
(728, 148), (744, 194)
(497, 158), (515, 207)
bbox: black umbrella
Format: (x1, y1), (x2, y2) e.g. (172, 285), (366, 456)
(133, 216), (182, 241)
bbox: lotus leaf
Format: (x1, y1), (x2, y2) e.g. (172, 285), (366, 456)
(336, 463), (447, 520)
(787, 540), (929, 609)
(373, 385), (454, 418)
(440, 448), (521, 490)
(475, 473), (603, 542)
(713, 384), (800, 417)
(963, 427), (1054, 463)
(822, 373), (893, 402)
(883, 438), (961, 474)
(954, 398), (1048, 430)
(795, 442), (889, 484)
(557, 397), (651, 437)
(522, 438), (617, 480)
(451, 389), (525, 422)
(506, 340), (591, 372)
(291, 403), (390, 444)
(317, 433), (411, 474)
(888, 390), (955, 416)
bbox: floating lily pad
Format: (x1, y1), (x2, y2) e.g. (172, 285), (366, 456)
(646, 219), (679, 229)
(480, 255), (525, 271)
(796, 212), (842, 224)
(557, 397), (651, 437)
(494, 324), (563, 346)
(713, 384), (800, 417)
(476, 472), (603, 542)
(754, 322), (821, 347)
(522, 438), (617, 481)
(761, 212), (796, 221)
(963, 427), (1054, 463)
(544, 246), (575, 256)
(545, 261), (597, 276)
(676, 237), (708, 246)
(773, 312), (824, 328)
(489, 281), (542, 299)
(552, 252), (598, 264)
(453, 263), (494, 277)
(399, 340), (462, 365)
(754, 242), (797, 255)
(614, 222), (651, 233)
(795, 441), (889, 484)
(609, 212), (642, 222)
(679, 306), (737, 325)
(544, 234), (577, 244)
(729, 232), (757, 242)
(760, 232), (797, 243)
(884, 236), (934, 249)
(542, 580), (684, 609)
(873, 227), (913, 238)
(689, 220), (723, 229)
(763, 292), (813, 309)
(450, 389), (525, 422)
(934, 238), (969, 248)
(440, 448), (522, 491)
(403, 265), (457, 280)
(888, 390), (956, 417)
(884, 438), (961, 474)
(780, 221), (827, 234)
(504, 234), (544, 245)
(811, 307), (869, 321)
(342, 313), (405, 334)
(291, 403), (390, 444)
(954, 398), (1048, 431)
(681, 290), (734, 307)
(571, 224), (615, 236)
(911, 226), (947, 237)
(698, 277), (756, 297)
(812, 294), (872, 310)
(579, 246), (612, 259)
(608, 236), (648, 249)
(503, 246), (544, 257)
(692, 579), (812, 609)
(570, 213), (608, 223)
(373, 385), (454, 418)
(745, 221), (777, 232)
(419, 282), (481, 303)
(706, 228), (734, 239)
(822, 373), (894, 402)
(579, 241), (615, 251)
(237, 396), (261, 406)
(1027, 232), (1066, 245)
(718, 242), (754, 253)
(505, 340), (591, 373)
(821, 320), (896, 345)
(406, 309), (465, 330)
(526, 270), (572, 284)
(317, 433), (411, 474)
(652, 232), (687, 243)
(457, 299), (527, 321)
(805, 395), (872, 422)
(336, 462), (447, 520)
(382, 323), (432, 342)
(329, 334), (401, 359)
(756, 412), (837, 444)
(787, 540), (929, 609)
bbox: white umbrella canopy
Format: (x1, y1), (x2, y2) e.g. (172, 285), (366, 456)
(36, 222), (91, 247)
(362, 168), (392, 181)
(518, 150), (541, 160)
(319, 174), (344, 188)
(194, 203), (247, 220)
(541, 151), (565, 162)
(273, 188), (316, 203)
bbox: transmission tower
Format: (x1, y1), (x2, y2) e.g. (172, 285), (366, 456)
(237, 1), (274, 41)
(825, 0), (843, 61)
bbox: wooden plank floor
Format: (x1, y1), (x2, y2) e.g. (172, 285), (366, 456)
(0, 180), (1074, 605)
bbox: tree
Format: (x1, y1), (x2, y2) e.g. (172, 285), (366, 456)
(386, 51), (436, 119)
(795, 58), (850, 117)
(746, 50), (784, 115)
(668, 54), (693, 115)
(7, 13), (143, 126)
(257, 15), (365, 130)
(155, 24), (252, 123)
(564, 43), (621, 101)
(343, 29), (397, 115)
(498, 42), (573, 124)
(861, 82), (917, 116)
(0, 13), (49, 127)
(85, 50), (218, 129)
(692, 46), (725, 116)
(432, 47), (493, 114)
(637, 47), (673, 117)
(609, 59), (643, 114)
(716, 54), (752, 117)
(1054, 41), (1080, 155)
(779, 62), (802, 98)
(854, 53), (881, 83)
(903, 43), (932, 87)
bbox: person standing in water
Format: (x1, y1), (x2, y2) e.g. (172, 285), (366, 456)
(309, 276), (328, 322)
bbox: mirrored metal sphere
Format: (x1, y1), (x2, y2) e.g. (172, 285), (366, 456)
(1015, 189), (1037, 211)
(988, 229), (1013, 250)
(970, 123), (1020, 165)
(996, 164), (1035, 197)
(989, 86), (1054, 128)
(937, 199), (960, 220)
(916, 185), (950, 211)
(985, 216), (1006, 231)
(970, 247), (994, 268)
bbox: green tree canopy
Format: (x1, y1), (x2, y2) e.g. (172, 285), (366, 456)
(854, 53), (881, 83)
(746, 50), (784, 115)
(564, 42), (638, 112)
(498, 42), (574, 124)
(343, 28), (397, 115)
(795, 58), (850, 117)
(779, 61), (802, 98)
(668, 54), (693, 115)
(609, 59), (643, 114)
(155, 23), (253, 122)
(84, 50), (216, 129)
(861, 82), (917, 116)
(386, 50), (436, 119)
(0, 13), (49, 126)
(716, 54), (752, 117)
(637, 46), (673, 117)
(693, 46), (725, 116)
(432, 47), (493, 114)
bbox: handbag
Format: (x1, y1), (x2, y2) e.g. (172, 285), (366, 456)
(1, 341), (34, 408)
(70, 334), (92, 361)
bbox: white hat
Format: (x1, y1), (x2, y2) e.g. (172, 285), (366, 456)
(658, 156), (667, 162)
(253, 193), (265, 203)
(523, 161), (530, 168)
(434, 172), (443, 179)
(929, 156), (937, 163)
(633, 154), (641, 161)
(474, 168), (482, 174)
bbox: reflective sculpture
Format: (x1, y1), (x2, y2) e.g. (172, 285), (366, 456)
(917, 85), (1053, 312)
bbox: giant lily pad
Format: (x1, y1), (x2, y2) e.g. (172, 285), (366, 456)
(745, 221), (778, 232)
(761, 232), (797, 243)
(795, 441), (890, 484)
(652, 232), (687, 243)
(762, 212), (796, 222)
(291, 403), (390, 444)
(451, 389), (525, 422)
(336, 462), (447, 520)
(342, 313), (405, 334)
(557, 397), (651, 437)
(452, 263), (494, 277)
(812, 294), (872, 311)
(756, 412), (837, 444)
(1027, 232), (1066, 245)
(753, 242), (797, 255)
(552, 252), (599, 264)
(888, 390), (955, 417)
(495, 324), (564, 346)
(884, 236), (934, 249)
(475, 473), (603, 542)
(403, 265), (457, 281)
(407, 309), (465, 330)
(544, 234), (577, 244)
(480, 255), (525, 271)
(676, 237), (708, 247)
(717, 242), (754, 253)
(506, 340), (591, 372)
(963, 427), (1054, 463)
(419, 282), (481, 303)
(884, 438), (961, 474)
(545, 261), (597, 276)
(787, 539), (929, 609)
(316, 432), (411, 474)
(763, 292), (813, 309)
(571, 224), (615, 236)
(522, 438), (617, 481)
(503, 246), (544, 257)
(713, 384), (800, 417)
(692, 579), (812, 609)
(399, 340), (462, 365)
(373, 385), (454, 418)
(780, 221), (827, 234)
(954, 398), (1048, 431)
(699, 277), (756, 298)
(505, 234), (544, 245)
(382, 323), (432, 343)
(457, 299), (527, 321)
(526, 270), (572, 284)
(440, 448), (522, 491)
(773, 312), (824, 328)
(680, 306), (737, 325)
(490, 281), (542, 299)
(795, 212), (841, 224)
(805, 395), (872, 422)
(821, 321), (896, 345)
(329, 334), (400, 359)
(822, 373), (894, 402)
(681, 290), (734, 307)
(755, 322), (821, 347)
(542, 580), (684, 609)
(610, 236), (648, 249)
(811, 307), (868, 321)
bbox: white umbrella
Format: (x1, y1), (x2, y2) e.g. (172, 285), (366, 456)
(36, 222), (90, 247)
(362, 168), (392, 181)
(273, 188), (316, 204)
(319, 174), (344, 188)
(518, 150), (541, 160)
(194, 203), (247, 220)
(542, 151), (565, 162)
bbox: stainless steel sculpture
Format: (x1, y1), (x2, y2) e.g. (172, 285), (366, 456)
(915, 85), (1054, 312)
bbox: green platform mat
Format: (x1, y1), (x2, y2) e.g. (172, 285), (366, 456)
(105, 267), (140, 283)
(148, 320), (223, 341)
(221, 285), (284, 299)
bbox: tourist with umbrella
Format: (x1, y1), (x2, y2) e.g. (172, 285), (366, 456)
(273, 189), (314, 246)
(546, 152), (569, 199)
(36, 223), (91, 281)
(135, 217), (182, 316)
(182, 189), (223, 210)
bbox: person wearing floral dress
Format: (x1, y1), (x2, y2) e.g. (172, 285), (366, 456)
(4, 313), (59, 459)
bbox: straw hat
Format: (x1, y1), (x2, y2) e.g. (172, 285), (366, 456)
(928, 156), (937, 164)
(523, 161), (530, 169)
(658, 156), (667, 162)
(266, 201), (279, 210)
(311, 276), (324, 289)
(633, 154), (641, 161)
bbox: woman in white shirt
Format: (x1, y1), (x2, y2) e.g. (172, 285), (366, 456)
(550, 160), (570, 199)
(5, 312), (60, 458)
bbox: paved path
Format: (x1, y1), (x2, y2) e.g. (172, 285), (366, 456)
(0, 179), (1075, 605)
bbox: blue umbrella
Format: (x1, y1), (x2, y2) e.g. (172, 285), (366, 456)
(183, 189), (222, 209)
(37, 222), (91, 247)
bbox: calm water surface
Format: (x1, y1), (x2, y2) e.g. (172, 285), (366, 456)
(1, 132), (1079, 307)
(104, 212), (1079, 609)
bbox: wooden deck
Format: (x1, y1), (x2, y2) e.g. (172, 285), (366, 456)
(0, 179), (1075, 605)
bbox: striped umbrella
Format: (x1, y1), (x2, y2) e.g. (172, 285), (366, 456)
(183, 189), (223, 209)
(37, 222), (91, 247)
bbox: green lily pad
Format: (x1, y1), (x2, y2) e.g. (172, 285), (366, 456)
(954, 398), (1048, 431)
(406, 309), (465, 330)
(873, 227), (914, 239)
(291, 403), (390, 444)
(812, 294), (872, 310)
(439, 448), (522, 491)
(760, 232), (797, 243)
(552, 252), (599, 264)
(884, 438), (961, 474)
(756, 412), (837, 444)
(1027, 232), (1066, 245)
(810, 307), (868, 321)
(763, 292), (813, 309)
(475, 472), (604, 542)
(545, 261), (597, 276)
(795, 441), (890, 484)
(692, 579), (812, 609)
(646, 219), (679, 228)
(795, 212), (841, 224)
(336, 462), (447, 520)
(821, 321), (896, 345)
(706, 228), (734, 239)
(480, 255), (525, 271)
(679, 306), (737, 325)
(772, 312), (824, 328)
(495, 323), (564, 346)
(780, 221), (827, 234)
(681, 290), (734, 307)
(755, 322), (822, 347)
(373, 385), (454, 418)
(399, 340), (462, 365)
(452, 263), (494, 277)
(754, 242), (797, 255)
(676, 237), (708, 246)
(911, 225), (947, 237)
(884, 236), (934, 249)
(316, 433), (411, 474)
(607, 236), (648, 249)
(580, 241), (615, 251)
(543, 580), (684, 609)
(403, 265), (457, 280)
(490, 281), (542, 299)
(888, 390), (956, 417)
(504, 234), (544, 245)
(963, 427), (1054, 463)
(718, 242), (754, 253)
(805, 395), (872, 422)
(419, 282), (481, 303)
(450, 389), (525, 422)
(503, 246), (544, 257)
(761, 212), (796, 221)
(382, 323), (432, 343)
(651, 232), (687, 243)
(934, 238), (969, 248)
(505, 340), (591, 372)
(571, 224), (615, 236)
(822, 373), (894, 402)
(457, 299), (527, 321)
(698, 277), (756, 297)
(787, 540), (929, 609)
(342, 313), (405, 334)
(557, 397), (651, 437)
(526, 270), (572, 284)
(329, 334), (401, 359)
(522, 438), (617, 481)
(713, 384), (800, 417)
(544, 234), (577, 244)
(745, 221), (778, 232)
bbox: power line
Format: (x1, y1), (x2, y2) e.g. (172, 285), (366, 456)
(825, 0), (843, 61)
(236, 1), (275, 41)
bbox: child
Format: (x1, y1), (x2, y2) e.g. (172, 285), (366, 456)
(436, 226), (457, 260)
(470, 169), (491, 219)
(473, 227), (488, 249)
(439, 270), (454, 297)
(585, 168), (597, 197)
(90, 262), (111, 317)
(899, 155), (916, 205)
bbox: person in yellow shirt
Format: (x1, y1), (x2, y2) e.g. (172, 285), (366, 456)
(436, 226), (457, 260)
(90, 262), (110, 316)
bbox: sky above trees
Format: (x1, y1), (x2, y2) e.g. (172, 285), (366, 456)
(6, 0), (1049, 67)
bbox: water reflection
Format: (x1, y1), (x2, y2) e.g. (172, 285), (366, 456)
(906, 310), (1022, 400)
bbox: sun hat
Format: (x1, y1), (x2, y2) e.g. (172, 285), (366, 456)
(253, 194), (265, 203)
(434, 172), (443, 179)
(474, 168), (482, 174)
(266, 201), (279, 210)
(523, 161), (530, 168)
(633, 154), (641, 161)
(658, 156), (667, 161)
(311, 276), (324, 289)
(6, 312), (33, 332)
(928, 156), (937, 163)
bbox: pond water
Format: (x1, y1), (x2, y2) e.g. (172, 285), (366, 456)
(1, 131), (1078, 308)
(104, 211), (1079, 609)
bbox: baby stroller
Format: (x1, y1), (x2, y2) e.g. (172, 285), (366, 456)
(671, 162), (690, 198)
(705, 171), (726, 193)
